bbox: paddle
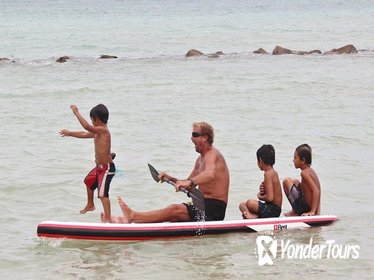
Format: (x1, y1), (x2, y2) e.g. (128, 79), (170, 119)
(147, 163), (205, 212)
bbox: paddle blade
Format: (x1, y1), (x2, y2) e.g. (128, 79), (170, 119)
(148, 163), (160, 182)
(188, 188), (205, 212)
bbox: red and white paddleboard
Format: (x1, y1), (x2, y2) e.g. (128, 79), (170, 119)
(37, 215), (338, 241)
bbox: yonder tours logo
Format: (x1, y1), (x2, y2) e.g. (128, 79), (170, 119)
(256, 236), (360, 266)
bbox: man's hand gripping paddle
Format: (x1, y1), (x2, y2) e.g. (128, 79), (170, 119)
(147, 163), (205, 212)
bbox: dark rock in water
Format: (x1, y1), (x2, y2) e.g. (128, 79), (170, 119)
(294, 51), (309, 55)
(272, 46), (293, 55)
(308, 49), (322, 54)
(0, 57), (10, 62)
(208, 51), (224, 58)
(185, 49), (204, 57)
(99, 54), (118, 59)
(273, 46), (321, 55)
(294, 50), (321, 55)
(324, 44), (358, 55)
(56, 56), (70, 63)
(253, 48), (268, 54)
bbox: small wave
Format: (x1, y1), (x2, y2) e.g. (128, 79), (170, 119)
(35, 236), (66, 247)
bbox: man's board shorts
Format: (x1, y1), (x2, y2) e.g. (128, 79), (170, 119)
(184, 198), (227, 222)
(84, 163), (115, 198)
(258, 201), (281, 218)
(286, 183), (311, 215)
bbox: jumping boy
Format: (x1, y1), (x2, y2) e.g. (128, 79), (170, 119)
(239, 144), (282, 219)
(283, 144), (320, 216)
(59, 104), (115, 223)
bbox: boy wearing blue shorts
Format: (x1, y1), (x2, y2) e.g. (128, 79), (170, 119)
(239, 144), (282, 219)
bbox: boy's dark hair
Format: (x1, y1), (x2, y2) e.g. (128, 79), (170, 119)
(90, 104), (109, 124)
(257, 144), (275, 166)
(296, 144), (312, 165)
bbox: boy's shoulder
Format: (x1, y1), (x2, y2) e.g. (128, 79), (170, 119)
(264, 166), (279, 178)
(301, 166), (319, 180)
(96, 123), (110, 133)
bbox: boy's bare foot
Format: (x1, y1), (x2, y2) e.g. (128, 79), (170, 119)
(242, 211), (250, 219)
(284, 210), (297, 217)
(111, 215), (124, 223)
(242, 211), (257, 219)
(117, 196), (133, 223)
(100, 212), (115, 223)
(80, 206), (95, 214)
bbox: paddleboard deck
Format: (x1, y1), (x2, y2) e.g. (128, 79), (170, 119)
(37, 215), (338, 241)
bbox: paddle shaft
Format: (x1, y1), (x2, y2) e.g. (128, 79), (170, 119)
(147, 163), (205, 211)
(164, 178), (194, 198)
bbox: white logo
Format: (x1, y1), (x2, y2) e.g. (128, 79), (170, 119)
(256, 236), (360, 266)
(256, 236), (278, 266)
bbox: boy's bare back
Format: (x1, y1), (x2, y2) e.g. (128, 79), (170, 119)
(301, 167), (321, 215)
(264, 168), (282, 208)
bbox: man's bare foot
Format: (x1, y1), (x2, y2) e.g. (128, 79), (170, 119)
(284, 210), (297, 217)
(117, 196), (133, 223)
(80, 205), (95, 214)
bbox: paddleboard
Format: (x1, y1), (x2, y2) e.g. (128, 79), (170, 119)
(37, 215), (337, 241)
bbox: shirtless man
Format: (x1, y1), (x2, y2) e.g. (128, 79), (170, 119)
(113, 121), (230, 223)
(283, 144), (321, 216)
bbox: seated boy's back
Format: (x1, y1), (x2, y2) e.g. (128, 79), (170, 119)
(300, 166), (321, 215)
(264, 168), (282, 209)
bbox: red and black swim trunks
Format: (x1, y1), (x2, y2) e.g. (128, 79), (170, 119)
(84, 163), (115, 198)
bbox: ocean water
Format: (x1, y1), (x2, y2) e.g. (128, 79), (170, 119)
(1, 0), (374, 279)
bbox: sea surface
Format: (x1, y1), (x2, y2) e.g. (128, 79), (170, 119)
(1, 0), (374, 279)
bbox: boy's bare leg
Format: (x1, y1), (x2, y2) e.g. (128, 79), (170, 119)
(80, 187), (95, 214)
(243, 199), (259, 219)
(100, 197), (112, 223)
(239, 201), (251, 219)
(283, 178), (299, 216)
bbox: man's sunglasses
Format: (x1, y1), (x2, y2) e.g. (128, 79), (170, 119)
(192, 132), (204, 138)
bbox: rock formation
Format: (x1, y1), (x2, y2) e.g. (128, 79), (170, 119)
(99, 55), (118, 59)
(324, 44), (358, 55)
(185, 49), (204, 57)
(56, 56), (70, 63)
(253, 48), (268, 54)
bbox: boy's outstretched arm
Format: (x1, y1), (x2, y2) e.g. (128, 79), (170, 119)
(70, 105), (105, 135)
(59, 129), (94, 138)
